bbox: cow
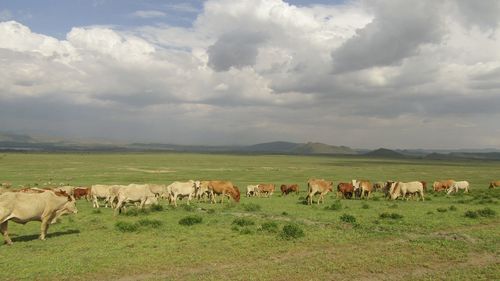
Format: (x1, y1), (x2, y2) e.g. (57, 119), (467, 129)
(195, 181), (211, 202)
(280, 184), (299, 196)
(390, 181), (425, 201)
(420, 181), (427, 192)
(168, 180), (200, 207)
(0, 190), (77, 245)
(447, 181), (469, 194)
(352, 180), (373, 199)
(306, 179), (333, 205)
(114, 184), (158, 215)
(53, 186), (76, 197)
(373, 182), (385, 192)
(73, 187), (91, 200)
(433, 180), (455, 192)
(257, 184), (275, 197)
(489, 181), (500, 189)
(246, 185), (260, 197)
(382, 181), (394, 198)
(91, 185), (113, 208)
(147, 184), (165, 198)
(336, 182), (354, 199)
(207, 181), (240, 204)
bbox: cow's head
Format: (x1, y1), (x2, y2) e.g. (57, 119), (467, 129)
(63, 200), (78, 214)
(390, 182), (400, 200)
(232, 186), (241, 202)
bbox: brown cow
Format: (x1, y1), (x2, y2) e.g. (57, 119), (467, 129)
(280, 184), (299, 196)
(306, 179), (333, 205)
(352, 180), (373, 199)
(489, 181), (500, 189)
(420, 181), (427, 191)
(73, 187), (91, 200)
(207, 181), (240, 204)
(258, 184), (275, 197)
(337, 182), (354, 199)
(433, 179), (455, 192)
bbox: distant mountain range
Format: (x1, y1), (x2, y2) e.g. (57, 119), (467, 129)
(1, 132), (499, 160)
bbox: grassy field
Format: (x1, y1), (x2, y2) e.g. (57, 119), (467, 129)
(0, 152), (499, 281)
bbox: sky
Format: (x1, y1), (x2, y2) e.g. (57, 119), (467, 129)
(0, 0), (499, 149)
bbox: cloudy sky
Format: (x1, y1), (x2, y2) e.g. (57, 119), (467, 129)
(1, 0), (499, 149)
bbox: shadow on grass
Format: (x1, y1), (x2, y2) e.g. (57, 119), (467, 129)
(11, 229), (80, 242)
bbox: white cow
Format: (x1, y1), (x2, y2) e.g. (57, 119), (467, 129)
(195, 181), (210, 202)
(390, 181), (425, 201)
(447, 181), (469, 194)
(148, 184), (165, 198)
(246, 185), (260, 197)
(168, 180), (200, 207)
(0, 190), (78, 245)
(54, 185), (76, 197)
(114, 184), (158, 215)
(91, 185), (112, 208)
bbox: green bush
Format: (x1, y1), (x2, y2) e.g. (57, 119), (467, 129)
(340, 213), (357, 224)
(181, 204), (196, 212)
(242, 203), (261, 212)
(137, 219), (162, 228)
(232, 217), (255, 227)
(92, 209), (102, 214)
(280, 224), (305, 240)
(179, 215), (203, 226)
(379, 213), (403, 220)
(464, 210), (478, 218)
(282, 211), (289, 216)
(477, 208), (496, 217)
(436, 207), (447, 213)
(260, 221), (279, 233)
(361, 203), (370, 209)
(449, 205), (457, 211)
(325, 200), (342, 211)
(115, 221), (138, 232)
(150, 204), (163, 212)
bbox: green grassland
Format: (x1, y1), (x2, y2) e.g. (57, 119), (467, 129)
(0, 152), (499, 280)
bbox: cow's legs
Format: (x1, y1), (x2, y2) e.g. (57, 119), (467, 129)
(40, 216), (52, 240)
(92, 195), (99, 208)
(220, 192), (225, 204)
(187, 194), (192, 205)
(1, 221), (12, 245)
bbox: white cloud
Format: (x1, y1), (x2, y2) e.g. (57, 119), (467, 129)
(0, 0), (499, 148)
(131, 10), (166, 19)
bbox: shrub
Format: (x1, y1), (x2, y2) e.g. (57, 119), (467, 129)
(181, 204), (196, 212)
(449, 205), (457, 211)
(388, 204), (398, 209)
(427, 211), (434, 215)
(325, 200), (342, 211)
(150, 204), (163, 212)
(123, 208), (139, 216)
(92, 209), (102, 214)
(372, 197), (380, 201)
(206, 208), (216, 214)
(179, 215), (203, 226)
(239, 227), (254, 235)
(477, 208), (496, 217)
(379, 213), (403, 220)
(362, 203), (370, 209)
(115, 221), (138, 232)
(260, 221), (279, 233)
(137, 219), (162, 228)
(436, 208), (447, 213)
(464, 210), (478, 218)
(242, 203), (261, 212)
(340, 213), (357, 224)
(280, 224), (305, 240)
(232, 217), (255, 227)
(282, 211), (289, 216)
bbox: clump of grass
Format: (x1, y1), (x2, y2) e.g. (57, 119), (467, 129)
(361, 203), (370, 209)
(92, 209), (102, 214)
(325, 200), (342, 211)
(449, 205), (457, 211)
(181, 204), (196, 212)
(436, 207), (448, 213)
(388, 204), (398, 209)
(150, 204), (163, 212)
(372, 197), (380, 201)
(206, 208), (216, 214)
(123, 208), (139, 216)
(280, 224), (305, 240)
(115, 221), (139, 232)
(232, 217), (255, 227)
(379, 213), (403, 220)
(137, 219), (162, 228)
(464, 210), (479, 219)
(427, 211), (434, 215)
(340, 213), (356, 224)
(179, 215), (203, 226)
(239, 227), (254, 235)
(282, 211), (289, 216)
(260, 221), (279, 233)
(477, 208), (496, 217)
(242, 203), (261, 212)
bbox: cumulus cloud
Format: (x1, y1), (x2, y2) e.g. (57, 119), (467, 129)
(0, 0), (499, 148)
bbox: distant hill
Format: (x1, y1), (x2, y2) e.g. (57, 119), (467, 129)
(291, 142), (357, 155)
(425, 152), (500, 161)
(0, 132), (36, 143)
(364, 148), (406, 158)
(241, 141), (301, 153)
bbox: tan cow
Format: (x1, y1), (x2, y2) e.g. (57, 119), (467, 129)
(168, 180), (200, 207)
(54, 186), (76, 197)
(306, 179), (333, 205)
(352, 180), (373, 199)
(433, 179), (455, 192)
(114, 184), (158, 215)
(257, 184), (275, 197)
(489, 181), (500, 189)
(390, 181), (425, 201)
(207, 181), (240, 204)
(0, 190), (77, 245)
(246, 185), (260, 197)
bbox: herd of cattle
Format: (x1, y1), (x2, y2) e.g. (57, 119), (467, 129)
(0, 179), (498, 245)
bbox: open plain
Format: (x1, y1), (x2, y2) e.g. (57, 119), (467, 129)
(0, 152), (499, 280)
